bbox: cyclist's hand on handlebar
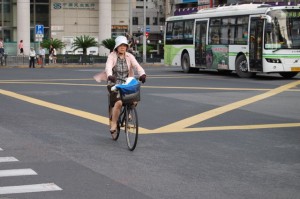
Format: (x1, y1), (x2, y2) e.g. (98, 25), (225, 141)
(139, 74), (146, 83)
(108, 75), (116, 83)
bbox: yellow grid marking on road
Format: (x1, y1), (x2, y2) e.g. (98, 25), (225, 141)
(153, 80), (300, 132)
(0, 89), (150, 132)
(1, 79), (300, 134)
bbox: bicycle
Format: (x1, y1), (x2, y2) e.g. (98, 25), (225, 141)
(108, 78), (140, 151)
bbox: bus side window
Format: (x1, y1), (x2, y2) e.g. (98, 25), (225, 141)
(165, 22), (173, 44)
(228, 27), (235, 44)
(220, 18), (229, 44)
(228, 18), (235, 44)
(209, 18), (221, 44)
(235, 16), (248, 45)
(211, 34), (220, 44)
(183, 20), (194, 44)
(235, 25), (248, 45)
(173, 21), (184, 40)
(220, 27), (229, 44)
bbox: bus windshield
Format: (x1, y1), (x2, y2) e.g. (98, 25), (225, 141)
(265, 9), (300, 49)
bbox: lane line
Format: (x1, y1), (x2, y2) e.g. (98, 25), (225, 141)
(154, 80), (300, 132)
(1, 81), (300, 92)
(0, 183), (62, 195)
(0, 89), (150, 132)
(0, 169), (37, 177)
(0, 75), (201, 82)
(0, 81), (267, 91)
(0, 157), (19, 163)
(140, 123), (300, 134)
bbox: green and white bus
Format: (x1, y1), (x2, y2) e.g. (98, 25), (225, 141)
(164, 3), (300, 78)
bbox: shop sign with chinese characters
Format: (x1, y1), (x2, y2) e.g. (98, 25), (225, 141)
(53, 2), (96, 10)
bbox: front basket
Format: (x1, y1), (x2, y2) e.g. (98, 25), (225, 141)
(120, 84), (140, 104)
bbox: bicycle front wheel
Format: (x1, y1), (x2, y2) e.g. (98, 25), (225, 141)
(125, 106), (138, 151)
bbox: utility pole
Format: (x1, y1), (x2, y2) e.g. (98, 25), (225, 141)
(129, 0), (132, 36)
(143, 0), (147, 64)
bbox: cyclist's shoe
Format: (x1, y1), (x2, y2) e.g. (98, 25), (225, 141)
(110, 122), (117, 133)
(110, 129), (117, 139)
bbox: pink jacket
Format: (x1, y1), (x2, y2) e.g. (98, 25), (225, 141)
(94, 52), (146, 82)
(18, 42), (23, 49)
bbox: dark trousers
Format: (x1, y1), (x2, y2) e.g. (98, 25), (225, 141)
(29, 57), (35, 68)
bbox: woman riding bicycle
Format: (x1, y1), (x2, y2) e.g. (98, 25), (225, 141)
(94, 36), (146, 137)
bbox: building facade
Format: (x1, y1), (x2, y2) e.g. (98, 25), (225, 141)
(1, 0), (297, 56)
(0, 0), (167, 56)
(0, 0), (49, 55)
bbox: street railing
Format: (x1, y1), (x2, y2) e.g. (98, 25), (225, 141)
(2, 54), (164, 66)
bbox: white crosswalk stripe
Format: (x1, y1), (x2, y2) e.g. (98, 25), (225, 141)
(0, 183), (62, 194)
(0, 147), (63, 195)
(0, 169), (37, 177)
(0, 156), (19, 163)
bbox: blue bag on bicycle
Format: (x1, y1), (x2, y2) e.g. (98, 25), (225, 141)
(116, 77), (140, 95)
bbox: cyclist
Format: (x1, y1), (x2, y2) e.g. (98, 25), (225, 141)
(94, 35), (146, 136)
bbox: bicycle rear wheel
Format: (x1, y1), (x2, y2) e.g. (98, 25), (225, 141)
(125, 106), (138, 151)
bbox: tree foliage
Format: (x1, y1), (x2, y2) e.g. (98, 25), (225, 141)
(40, 38), (65, 52)
(138, 45), (154, 54)
(101, 38), (115, 53)
(71, 35), (98, 55)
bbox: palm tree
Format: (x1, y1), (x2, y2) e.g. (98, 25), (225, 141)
(41, 38), (65, 51)
(101, 38), (115, 52)
(72, 35), (98, 55)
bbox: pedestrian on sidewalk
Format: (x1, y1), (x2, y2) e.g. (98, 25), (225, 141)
(49, 45), (54, 64)
(0, 38), (3, 49)
(52, 47), (57, 64)
(29, 47), (36, 68)
(18, 40), (24, 56)
(0, 44), (5, 66)
(39, 46), (46, 68)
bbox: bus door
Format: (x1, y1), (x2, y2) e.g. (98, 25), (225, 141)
(249, 17), (264, 71)
(195, 20), (208, 67)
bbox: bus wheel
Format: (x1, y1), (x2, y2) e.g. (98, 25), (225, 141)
(235, 55), (256, 78)
(279, 72), (298, 79)
(181, 53), (192, 73)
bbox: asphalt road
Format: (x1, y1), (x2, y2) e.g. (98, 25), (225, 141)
(0, 66), (299, 199)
